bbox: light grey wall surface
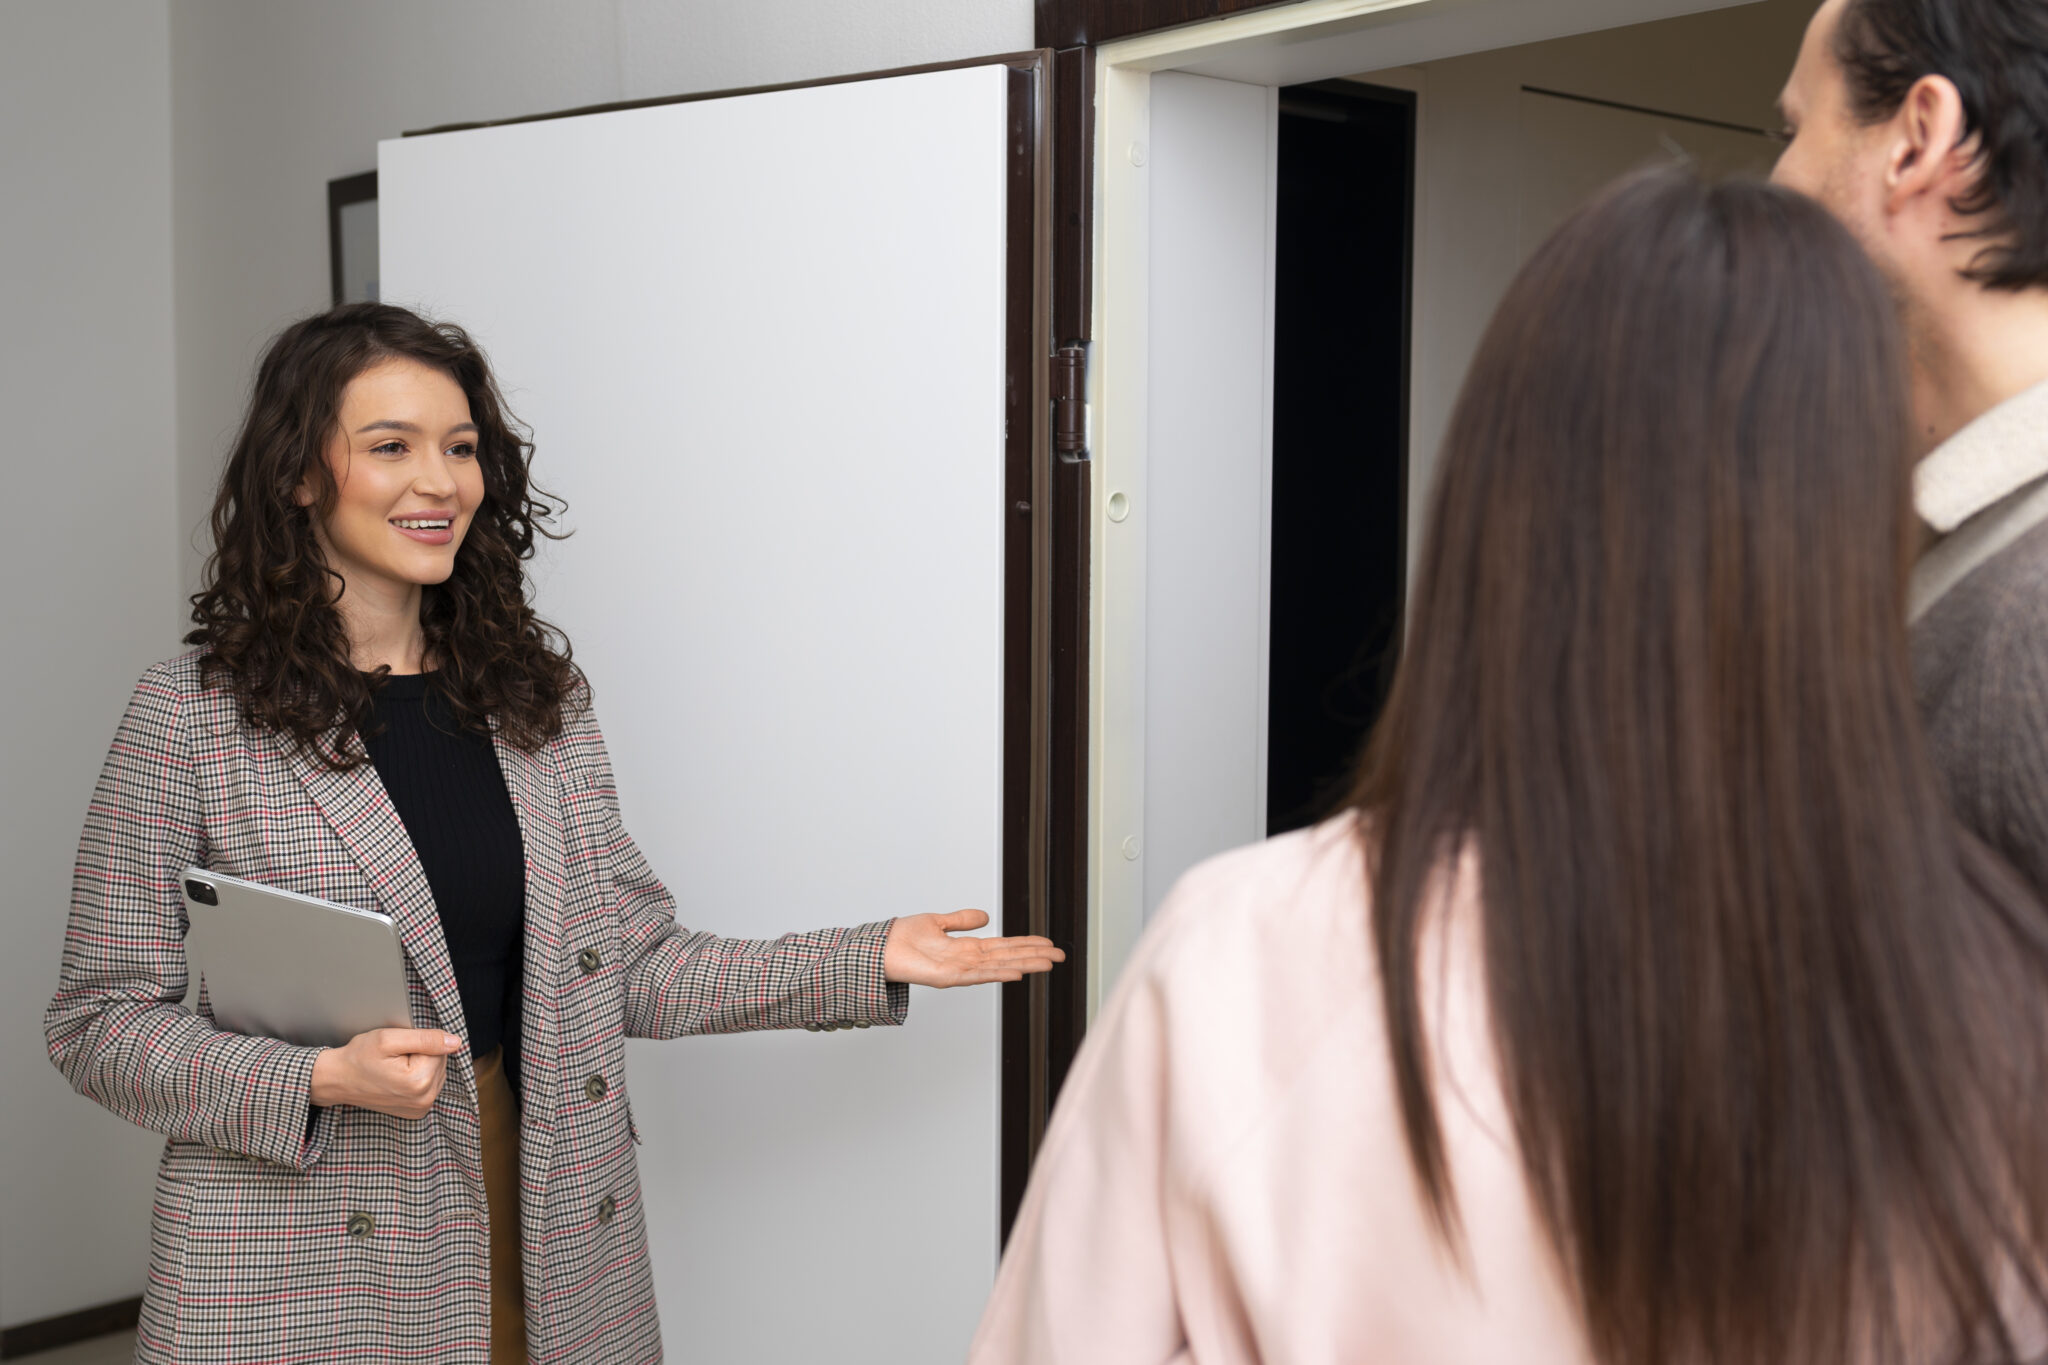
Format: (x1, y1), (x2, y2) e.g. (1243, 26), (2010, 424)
(0, 0), (183, 1329)
(169, 0), (1034, 595)
(1357, 0), (1813, 569)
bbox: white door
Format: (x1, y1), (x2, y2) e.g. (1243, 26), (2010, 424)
(381, 62), (1016, 1363)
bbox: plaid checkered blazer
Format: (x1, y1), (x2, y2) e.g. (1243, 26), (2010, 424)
(45, 650), (907, 1364)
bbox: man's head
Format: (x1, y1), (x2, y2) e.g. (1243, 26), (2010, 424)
(1775, 0), (2048, 285)
(1773, 0), (2048, 438)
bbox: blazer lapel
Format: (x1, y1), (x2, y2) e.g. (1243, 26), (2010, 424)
(288, 738), (468, 1042)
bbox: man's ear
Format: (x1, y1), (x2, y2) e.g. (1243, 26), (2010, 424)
(1884, 73), (1976, 212)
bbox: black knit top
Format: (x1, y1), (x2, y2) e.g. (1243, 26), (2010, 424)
(360, 672), (526, 1087)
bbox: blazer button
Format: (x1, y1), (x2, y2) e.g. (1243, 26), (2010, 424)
(577, 947), (602, 974)
(854, 1020), (871, 1029)
(803, 1022), (822, 1032)
(597, 1194), (618, 1224)
(584, 1074), (609, 1102)
(346, 1212), (375, 1240)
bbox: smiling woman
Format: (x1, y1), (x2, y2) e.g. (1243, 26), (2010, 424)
(43, 302), (1063, 1365)
(189, 306), (580, 760)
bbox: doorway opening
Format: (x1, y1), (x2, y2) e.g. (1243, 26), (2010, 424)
(1265, 79), (1415, 835)
(1088, 0), (1803, 999)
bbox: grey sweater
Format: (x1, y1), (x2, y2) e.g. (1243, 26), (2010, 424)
(1914, 517), (2048, 896)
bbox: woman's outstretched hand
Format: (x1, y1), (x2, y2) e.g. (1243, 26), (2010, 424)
(883, 910), (1066, 988)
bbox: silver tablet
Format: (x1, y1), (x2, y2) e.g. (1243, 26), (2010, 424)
(180, 868), (414, 1048)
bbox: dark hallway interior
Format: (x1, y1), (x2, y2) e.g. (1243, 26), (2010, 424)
(1266, 79), (1416, 834)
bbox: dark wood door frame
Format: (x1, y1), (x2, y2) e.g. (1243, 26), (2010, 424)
(1036, 0), (1303, 339)
(1028, 1), (1299, 1211)
(1036, 0), (1298, 345)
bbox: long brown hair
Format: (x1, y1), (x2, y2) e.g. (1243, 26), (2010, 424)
(187, 303), (583, 765)
(1353, 169), (2048, 1362)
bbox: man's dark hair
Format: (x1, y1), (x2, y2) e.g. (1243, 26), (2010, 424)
(1835, 0), (2048, 290)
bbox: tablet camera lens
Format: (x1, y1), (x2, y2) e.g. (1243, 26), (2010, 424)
(184, 879), (218, 907)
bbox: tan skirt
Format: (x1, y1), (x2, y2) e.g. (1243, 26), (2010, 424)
(475, 1047), (529, 1365)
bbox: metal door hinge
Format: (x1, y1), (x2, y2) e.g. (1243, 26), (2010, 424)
(1052, 343), (1090, 464)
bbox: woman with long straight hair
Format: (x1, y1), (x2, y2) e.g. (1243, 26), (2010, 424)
(971, 167), (2048, 1364)
(44, 303), (1062, 1365)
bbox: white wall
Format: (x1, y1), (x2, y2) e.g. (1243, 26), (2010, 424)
(169, 0), (1035, 597)
(0, 0), (183, 1330)
(1359, 0), (1812, 551)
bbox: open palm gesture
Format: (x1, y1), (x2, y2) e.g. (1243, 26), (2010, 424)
(883, 910), (1065, 987)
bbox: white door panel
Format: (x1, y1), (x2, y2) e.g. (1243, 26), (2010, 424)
(1142, 72), (1278, 923)
(380, 64), (1009, 1363)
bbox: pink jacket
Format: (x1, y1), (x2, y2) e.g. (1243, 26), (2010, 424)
(972, 817), (1595, 1365)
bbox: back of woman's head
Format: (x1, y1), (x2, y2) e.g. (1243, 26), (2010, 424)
(188, 302), (580, 763)
(1354, 167), (2048, 1363)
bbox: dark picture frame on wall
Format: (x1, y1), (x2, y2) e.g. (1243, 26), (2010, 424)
(327, 170), (379, 306)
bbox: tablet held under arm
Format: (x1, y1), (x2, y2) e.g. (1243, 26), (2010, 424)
(180, 868), (413, 1048)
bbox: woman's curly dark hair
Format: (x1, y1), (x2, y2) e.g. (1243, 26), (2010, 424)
(186, 302), (584, 767)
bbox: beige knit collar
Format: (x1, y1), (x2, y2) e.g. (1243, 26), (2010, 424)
(1915, 378), (2048, 535)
